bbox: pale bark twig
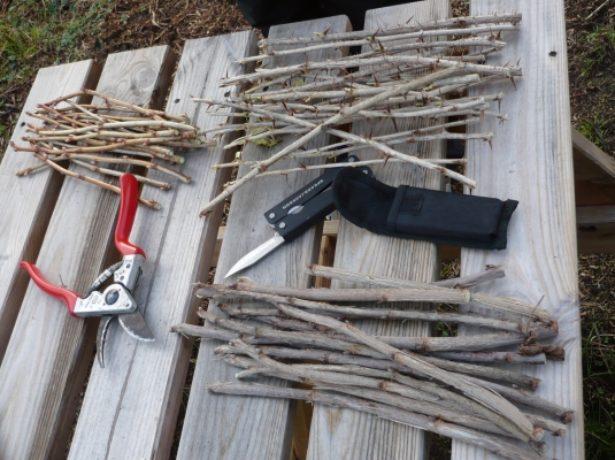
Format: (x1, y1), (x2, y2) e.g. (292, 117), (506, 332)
(208, 382), (539, 460)
(264, 305), (537, 440)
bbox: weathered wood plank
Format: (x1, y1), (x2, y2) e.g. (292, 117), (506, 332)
(573, 129), (615, 208)
(177, 16), (351, 460)
(0, 46), (170, 460)
(67, 31), (256, 460)
(451, 1), (584, 459)
(573, 137), (615, 208)
(0, 60), (95, 361)
(306, 2), (448, 459)
(572, 127), (615, 181)
(577, 205), (615, 254)
(577, 205), (615, 225)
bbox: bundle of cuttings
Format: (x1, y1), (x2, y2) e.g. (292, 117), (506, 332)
(197, 13), (523, 216)
(12, 90), (206, 209)
(173, 265), (572, 460)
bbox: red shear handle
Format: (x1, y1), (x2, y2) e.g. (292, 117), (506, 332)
(20, 261), (79, 316)
(115, 173), (145, 257)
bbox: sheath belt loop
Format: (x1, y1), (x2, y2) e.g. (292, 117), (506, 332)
(332, 168), (518, 250)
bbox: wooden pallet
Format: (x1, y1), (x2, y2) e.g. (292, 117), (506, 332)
(0, 1), (586, 459)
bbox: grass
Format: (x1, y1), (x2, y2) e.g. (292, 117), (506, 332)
(579, 25), (615, 78)
(577, 115), (610, 150)
(0, 0), (113, 151)
(567, 2), (614, 153)
(567, 6), (615, 451)
(573, 23), (614, 151)
(579, 254), (615, 459)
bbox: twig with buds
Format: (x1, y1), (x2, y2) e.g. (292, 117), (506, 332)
(195, 14), (523, 215)
(13, 91), (204, 208)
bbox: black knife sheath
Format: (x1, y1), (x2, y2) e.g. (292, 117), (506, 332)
(332, 167), (518, 250)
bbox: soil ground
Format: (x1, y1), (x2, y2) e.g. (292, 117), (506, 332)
(1, 0), (613, 458)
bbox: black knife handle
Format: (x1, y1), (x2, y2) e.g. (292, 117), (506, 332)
(264, 166), (341, 225)
(273, 188), (336, 242)
(272, 165), (374, 242)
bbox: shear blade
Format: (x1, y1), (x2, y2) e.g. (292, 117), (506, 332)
(96, 316), (115, 368)
(118, 312), (155, 342)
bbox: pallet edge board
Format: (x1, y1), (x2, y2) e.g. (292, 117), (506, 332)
(452, 1), (583, 460)
(0, 46), (171, 459)
(577, 205), (615, 226)
(577, 205), (615, 254)
(0, 59), (96, 362)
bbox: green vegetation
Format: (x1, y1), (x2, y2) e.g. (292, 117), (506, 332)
(1, 1), (110, 77)
(579, 254), (615, 459)
(574, 23), (614, 152)
(0, 0), (112, 151)
(579, 25), (615, 77)
(569, 33), (613, 437)
(578, 115), (610, 151)
(248, 127), (280, 148)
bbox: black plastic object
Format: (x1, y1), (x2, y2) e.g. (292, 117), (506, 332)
(237, 0), (418, 31)
(265, 166), (341, 228)
(332, 167), (518, 249)
(264, 157), (372, 242)
(273, 188), (337, 241)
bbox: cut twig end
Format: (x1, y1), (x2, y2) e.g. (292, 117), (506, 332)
(530, 426), (545, 443)
(561, 411), (574, 424)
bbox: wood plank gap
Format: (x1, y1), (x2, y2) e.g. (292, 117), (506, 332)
(0, 60), (99, 363)
(290, 228), (337, 459)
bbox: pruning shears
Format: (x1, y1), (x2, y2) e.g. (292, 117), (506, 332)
(21, 173), (154, 367)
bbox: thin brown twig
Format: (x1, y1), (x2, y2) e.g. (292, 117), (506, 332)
(16, 146), (159, 209)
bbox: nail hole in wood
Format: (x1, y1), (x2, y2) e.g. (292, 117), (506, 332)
(549, 51), (557, 57)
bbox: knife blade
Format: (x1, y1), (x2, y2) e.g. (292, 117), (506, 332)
(225, 186), (337, 279)
(225, 233), (285, 278)
(224, 159), (372, 279)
